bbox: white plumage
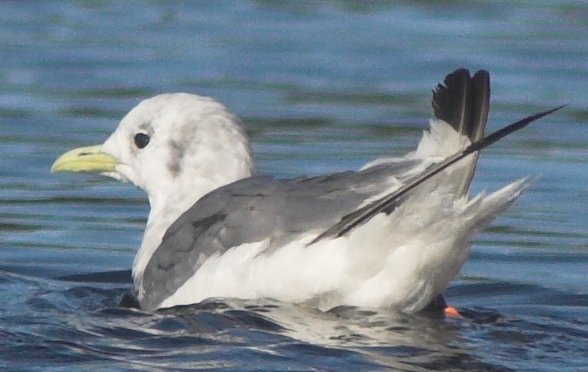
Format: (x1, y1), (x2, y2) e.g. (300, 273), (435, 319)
(52, 69), (550, 312)
(153, 118), (529, 311)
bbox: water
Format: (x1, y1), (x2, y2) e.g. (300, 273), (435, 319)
(1, 1), (587, 370)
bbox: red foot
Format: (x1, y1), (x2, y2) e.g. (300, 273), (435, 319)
(444, 305), (460, 317)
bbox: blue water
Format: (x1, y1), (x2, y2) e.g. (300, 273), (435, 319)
(1, 1), (587, 370)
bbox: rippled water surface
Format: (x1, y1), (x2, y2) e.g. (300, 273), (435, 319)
(1, 1), (587, 370)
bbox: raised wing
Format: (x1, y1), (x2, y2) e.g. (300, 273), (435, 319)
(432, 68), (490, 196)
(310, 107), (564, 243)
(308, 68), (490, 244)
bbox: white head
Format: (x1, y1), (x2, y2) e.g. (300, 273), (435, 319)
(103, 93), (253, 210)
(52, 93), (254, 288)
(53, 93), (253, 212)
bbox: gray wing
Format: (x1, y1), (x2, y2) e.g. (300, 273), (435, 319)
(311, 71), (561, 243)
(310, 69), (491, 242)
(140, 159), (422, 310)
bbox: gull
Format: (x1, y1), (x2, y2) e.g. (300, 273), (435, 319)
(51, 69), (561, 312)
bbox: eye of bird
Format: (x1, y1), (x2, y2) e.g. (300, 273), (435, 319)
(134, 133), (150, 149)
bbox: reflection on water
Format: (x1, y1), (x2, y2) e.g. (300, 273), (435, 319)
(0, 0), (587, 370)
(3, 268), (586, 370)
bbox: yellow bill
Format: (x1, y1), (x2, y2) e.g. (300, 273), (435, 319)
(51, 145), (118, 173)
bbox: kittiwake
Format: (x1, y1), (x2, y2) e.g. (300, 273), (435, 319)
(51, 69), (562, 312)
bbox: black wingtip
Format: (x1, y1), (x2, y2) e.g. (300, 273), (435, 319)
(431, 68), (491, 196)
(432, 68), (490, 143)
(432, 68), (470, 123)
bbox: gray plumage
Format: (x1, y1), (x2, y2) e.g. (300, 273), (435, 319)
(141, 160), (422, 310)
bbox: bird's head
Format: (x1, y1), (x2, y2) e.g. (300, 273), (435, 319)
(52, 93), (253, 208)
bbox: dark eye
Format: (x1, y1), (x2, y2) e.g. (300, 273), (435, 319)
(134, 133), (150, 149)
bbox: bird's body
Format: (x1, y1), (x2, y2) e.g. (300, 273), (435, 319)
(52, 69), (556, 312)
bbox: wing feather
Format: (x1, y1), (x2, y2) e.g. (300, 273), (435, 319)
(139, 160), (422, 310)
